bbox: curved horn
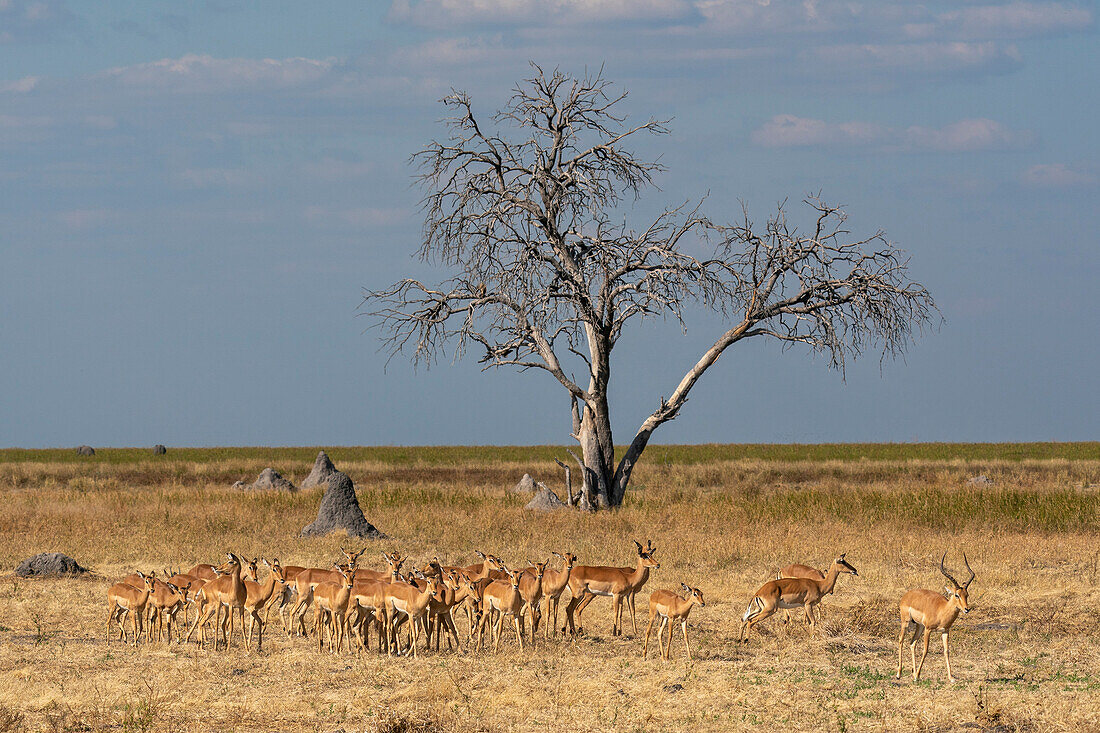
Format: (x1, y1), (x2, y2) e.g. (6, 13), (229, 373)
(962, 553), (975, 589)
(939, 552), (961, 588)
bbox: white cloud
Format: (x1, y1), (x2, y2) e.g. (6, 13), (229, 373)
(98, 54), (335, 94)
(1019, 163), (1096, 188)
(808, 41), (1021, 75)
(751, 114), (888, 147)
(903, 118), (1025, 152)
(0, 75), (39, 92)
(388, 0), (694, 27)
(905, 3), (1092, 41)
(753, 115), (1029, 151)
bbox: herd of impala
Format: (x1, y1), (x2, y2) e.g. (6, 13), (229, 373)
(105, 539), (977, 682)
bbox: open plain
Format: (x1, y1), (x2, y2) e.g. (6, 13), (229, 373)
(0, 444), (1098, 732)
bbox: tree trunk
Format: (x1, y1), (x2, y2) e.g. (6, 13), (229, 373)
(576, 397), (616, 509)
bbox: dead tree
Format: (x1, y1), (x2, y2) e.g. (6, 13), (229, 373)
(362, 65), (937, 509)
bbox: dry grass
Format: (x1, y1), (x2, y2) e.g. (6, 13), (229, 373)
(0, 446), (1098, 732)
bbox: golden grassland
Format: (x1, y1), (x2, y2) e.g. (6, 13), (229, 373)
(0, 444), (1097, 732)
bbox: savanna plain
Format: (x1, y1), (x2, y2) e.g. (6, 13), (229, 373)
(0, 444), (1098, 733)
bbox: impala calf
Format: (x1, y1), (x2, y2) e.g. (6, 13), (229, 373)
(106, 571), (155, 646)
(643, 583), (705, 661)
(897, 552), (975, 683)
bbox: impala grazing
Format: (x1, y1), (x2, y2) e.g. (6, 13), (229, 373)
(897, 552), (975, 683)
(643, 583), (706, 661)
(739, 554), (859, 643)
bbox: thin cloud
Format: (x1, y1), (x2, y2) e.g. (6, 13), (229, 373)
(98, 54), (336, 94)
(753, 115), (1030, 152)
(0, 0), (76, 43)
(304, 205), (407, 229)
(387, 0), (695, 28)
(905, 3), (1093, 41)
(0, 75), (40, 92)
(1019, 163), (1097, 188)
(174, 167), (258, 188)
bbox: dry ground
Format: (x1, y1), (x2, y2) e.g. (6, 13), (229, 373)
(0, 446), (1097, 732)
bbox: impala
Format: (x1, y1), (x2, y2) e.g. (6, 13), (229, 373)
(184, 553), (247, 650)
(739, 554), (858, 643)
(897, 552), (975, 683)
(165, 571), (205, 627)
(313, 566), (356, 654)
(776, 563), (827, 624)
(186, 557), (257, 583)
(643, 583), (706, 661)
(146, 580), (190, 644)
(565, 540), (660, 637)
(476, 564), (525, 653)
(287, 550), (369, 636)
(487, 557), (548, 648)
(242, 558), (288, 652)
(383, 572), (441, 658)
(541, 552), (576, 639)
(106, 571), (155, 645)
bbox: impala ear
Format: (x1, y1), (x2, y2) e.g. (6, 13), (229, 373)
(681, 582), (690, 591)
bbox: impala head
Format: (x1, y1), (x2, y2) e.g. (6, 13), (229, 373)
(135, 571), (155, 590)
(633, 539), (660, 569)
(220, 553), (241, 573)
(527, 558), (550, 579)
(680, 582), (706, 607)
(834, 553), (859, 577)
(382, 551), (405, 580)
(504, 567), (521, 589)
(241, 556), (259, 581)
(553, 551), (577, 569)
(341, 546), (367, 569)
(333, 563), (355, 589)
(940, 552), (975, 614)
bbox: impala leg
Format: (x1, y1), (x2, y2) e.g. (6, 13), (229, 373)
(942, 631), (955, 683)
(643, 612), (656, 659)
(657, 617), (668, 658)
(897, 620), (908, 679)
(665, 617), (675, 659)
(611, 595), (622, 636)
(409, 614), (419, 659)
(574, 591), (597, 635)
(681, 619), (691, 662)
(915, 628), (931, 681)
(514, 613), (525, 652)
(628, 593), (638, 635)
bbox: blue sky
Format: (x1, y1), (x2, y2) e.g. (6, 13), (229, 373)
(1, 0), (1096, 448)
